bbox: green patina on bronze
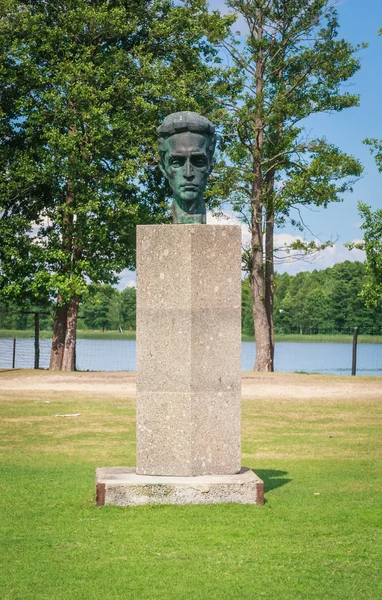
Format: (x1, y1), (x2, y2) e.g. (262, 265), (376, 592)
(157, 111), (216, 224)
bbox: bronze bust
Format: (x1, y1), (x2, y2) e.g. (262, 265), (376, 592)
(157, 111), (216, 224)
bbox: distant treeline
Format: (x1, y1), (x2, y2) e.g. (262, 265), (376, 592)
(1, 261), (381, 335)
(0, 286), (136, 333)
(243, 261), (382, 336)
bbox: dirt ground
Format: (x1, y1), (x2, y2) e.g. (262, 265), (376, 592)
(0, 369), (381, 399)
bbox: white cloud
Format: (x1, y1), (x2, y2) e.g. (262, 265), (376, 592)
(207, 209), (251, 244)
(208, 211), (366, 274)
(116, 270), (136, 291)
(207, 210), (238, 226)
(275, 234), (366, 275)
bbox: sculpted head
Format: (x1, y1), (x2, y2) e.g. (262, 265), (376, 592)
(157, 112), (216, 224)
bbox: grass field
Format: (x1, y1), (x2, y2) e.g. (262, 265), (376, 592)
(2, 328), (382, 344)
(0, 371), (381, 599)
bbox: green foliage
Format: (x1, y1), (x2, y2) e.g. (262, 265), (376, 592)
(363, 138), (382, 172)
(0, 0), (233, 306)
(241, 277), (254, 336)
(80, 284), (136, 331)
(0, 297), (53, 330)
(120, 286), (136, 331)
(347, 204), (382, 309)
(212, 0), (365, 369)
(0, 283), (136, 332)
(82, 284), (119, 331)
(241, 261), (382, 335)
(275, 261), (382, 333)
(357, 66), (382, 309)
(214, 0), (364, 222)
(2, 257), (381, 335)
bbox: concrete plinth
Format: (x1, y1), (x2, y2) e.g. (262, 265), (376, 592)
(136, 224), (242, 477)
(96, 467), (264, 506)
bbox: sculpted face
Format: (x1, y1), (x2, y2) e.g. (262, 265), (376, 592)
(160, 131), (211, 210)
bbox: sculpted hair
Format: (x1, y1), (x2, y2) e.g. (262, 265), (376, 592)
(157, 111), (216, 162)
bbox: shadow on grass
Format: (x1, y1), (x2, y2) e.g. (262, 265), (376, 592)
(254, 469), (292, 493)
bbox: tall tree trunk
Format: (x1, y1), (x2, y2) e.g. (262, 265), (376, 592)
(250, 13), (273, 372)
(49, 294), (67, 370)
(251, 155), (273, 371)
(265, 206), (275, 370)
(61, 296), (79, 371)
(251, 199), (273, 372)
(49, 108), (81, 371)
(59, 115), (77, 371)
(264, 168), (276, 371)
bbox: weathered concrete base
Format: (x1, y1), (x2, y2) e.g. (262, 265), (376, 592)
(136, 225), (242, 476)
(95, 467), (264, 506)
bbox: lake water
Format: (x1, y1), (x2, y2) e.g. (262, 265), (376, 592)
(0, 338), (381, 376)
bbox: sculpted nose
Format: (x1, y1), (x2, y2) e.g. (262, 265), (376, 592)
(184, 159), (194, 179)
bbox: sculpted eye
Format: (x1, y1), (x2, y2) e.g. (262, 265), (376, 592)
(192, 156), (208, 168)
(169, 157), (184, 168)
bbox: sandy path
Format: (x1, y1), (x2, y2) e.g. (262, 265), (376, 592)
(1, 370), (381, 400)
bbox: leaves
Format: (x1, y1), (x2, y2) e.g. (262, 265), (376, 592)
(363, 138), (382, 173)
(347, 203), (382, 309)
(0, 0), (231, 305)
(212, 0), (365, 369)
(215, 1), (364, 218)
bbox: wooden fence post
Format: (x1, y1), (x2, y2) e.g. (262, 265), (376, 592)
(351, 327), (359, 376)
(34, 312), (40, 369)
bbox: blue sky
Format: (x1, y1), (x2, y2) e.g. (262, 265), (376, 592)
(296, 0), (382, 239)
(118, 0), (381, 288)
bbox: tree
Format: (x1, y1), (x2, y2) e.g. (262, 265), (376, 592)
(0, 0), (232, 370)
(241, 277), (254, 336)
(82, 284), (119, 331)
(214, 0), (364, 370)
(120, 286), (136, 331)
(273, 261), (382, 334)
(348, 204), (382, 309)
(356, 27), (382, 309)
(0, 296), (53, 330)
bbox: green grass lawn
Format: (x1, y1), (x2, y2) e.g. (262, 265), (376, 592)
(0, 378), (381, 599)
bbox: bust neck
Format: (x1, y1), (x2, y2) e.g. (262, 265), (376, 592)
(172, 200), (206, 224)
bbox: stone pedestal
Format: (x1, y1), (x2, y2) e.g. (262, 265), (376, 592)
(136, 225), (241, 476)
(96, 467), (264, 506)
(96, 224), (264, 505)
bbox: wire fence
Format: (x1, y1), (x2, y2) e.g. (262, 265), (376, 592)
(0, 338), (51, 370)
(0, 336), (381, 376)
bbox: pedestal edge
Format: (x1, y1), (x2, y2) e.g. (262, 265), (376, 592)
(95, 467), (264, 506)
